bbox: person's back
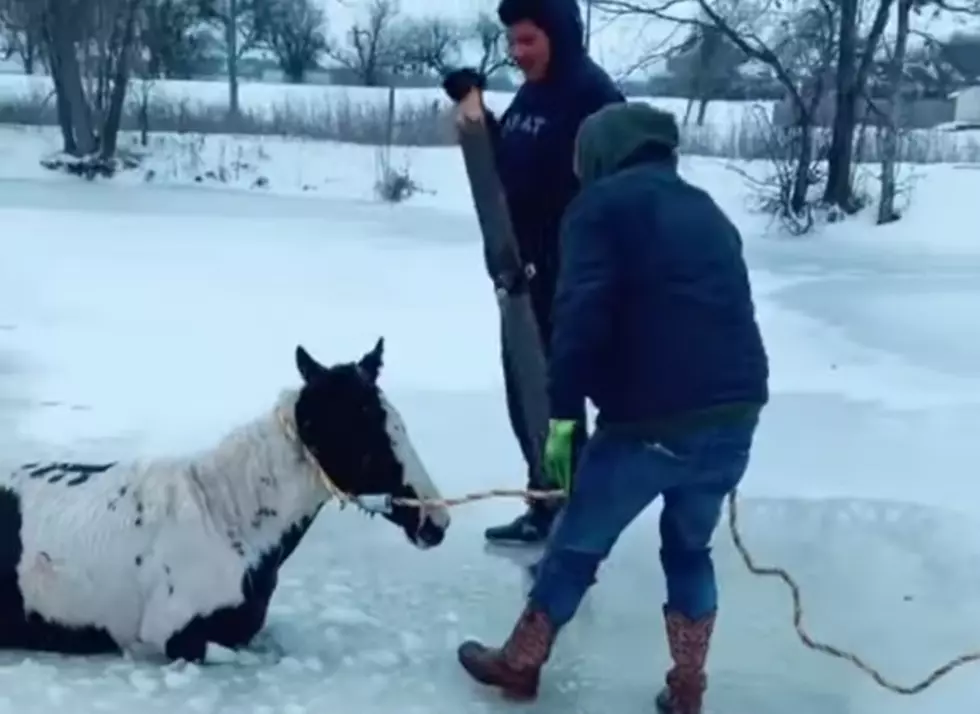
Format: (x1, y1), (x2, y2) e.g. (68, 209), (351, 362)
(548, 104), (769, 432)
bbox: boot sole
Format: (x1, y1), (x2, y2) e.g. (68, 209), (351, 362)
(459, 656), (538, 700)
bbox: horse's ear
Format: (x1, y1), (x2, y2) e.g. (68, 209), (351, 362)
(357, 337), (384, 383)
(295, 345), (328, 384)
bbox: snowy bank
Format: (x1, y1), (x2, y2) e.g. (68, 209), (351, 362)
(2, 124), (977, 260)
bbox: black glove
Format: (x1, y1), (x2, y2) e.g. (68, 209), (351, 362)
(441, 67), (487, 103)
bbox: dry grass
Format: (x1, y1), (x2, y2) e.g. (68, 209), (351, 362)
(2, 86), (979, 163)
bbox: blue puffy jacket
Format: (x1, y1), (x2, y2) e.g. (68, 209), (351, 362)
(547, 103), (769, 430)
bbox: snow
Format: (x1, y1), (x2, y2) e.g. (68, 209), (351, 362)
(2, 127), (980, 714)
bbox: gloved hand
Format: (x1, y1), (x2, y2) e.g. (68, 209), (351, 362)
(544, 419), (577, 494)
(441, 67), (486, 103)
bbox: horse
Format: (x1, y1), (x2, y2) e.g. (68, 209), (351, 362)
(0, 338), (450, 663)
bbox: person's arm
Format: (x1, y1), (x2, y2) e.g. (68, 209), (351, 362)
(547, 192), (617, 420)
(441, 67), (507, 157)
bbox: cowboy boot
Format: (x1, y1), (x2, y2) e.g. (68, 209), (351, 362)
(457, 605), (556, 700)
(655, 609), (716, 714)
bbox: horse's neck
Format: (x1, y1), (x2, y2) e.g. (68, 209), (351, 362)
(187, 392), (326, 548)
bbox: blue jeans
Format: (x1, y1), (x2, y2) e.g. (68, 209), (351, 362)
(528, 413), (759, 628)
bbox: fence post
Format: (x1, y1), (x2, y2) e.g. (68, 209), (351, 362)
(385, 85), (396, 148)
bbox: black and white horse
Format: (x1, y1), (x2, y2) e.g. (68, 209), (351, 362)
(0, 338), (450, 663)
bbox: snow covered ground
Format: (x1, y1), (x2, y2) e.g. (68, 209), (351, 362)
(2, 130), (980, 714)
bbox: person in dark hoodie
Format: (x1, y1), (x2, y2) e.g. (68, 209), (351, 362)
(441, 0), (624, 546)
(455, 102), (769, 714)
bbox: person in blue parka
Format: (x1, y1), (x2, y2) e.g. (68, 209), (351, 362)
(454, 102), (770, 714)
(441, 0), (624, 546)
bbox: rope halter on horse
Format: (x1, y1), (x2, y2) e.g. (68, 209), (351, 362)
(276, 407), (396, 515)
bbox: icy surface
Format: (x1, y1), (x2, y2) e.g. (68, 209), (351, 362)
(2, 162), (980, 714)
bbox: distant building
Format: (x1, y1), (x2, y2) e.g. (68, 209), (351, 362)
(953, 86), (980, 127)
(772, 91), (955, 130)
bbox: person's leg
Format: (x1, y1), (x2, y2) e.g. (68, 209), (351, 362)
(484, 333), (555, 545)
(458, 431), (681, 699)
(522, 276), (584, 532)
(654, 416), (759, 714)
(526, 428), (655, 627)
(487, 303), (579, 544)
(523, 395), (585, 553)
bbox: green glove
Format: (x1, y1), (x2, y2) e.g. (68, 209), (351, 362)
(544, 419), (577, 493)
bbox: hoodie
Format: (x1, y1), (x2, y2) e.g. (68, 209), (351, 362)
(487, 0), (623, 342)
(547, 102), (770, 428)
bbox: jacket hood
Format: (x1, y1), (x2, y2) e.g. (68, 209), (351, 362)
(575, 102), (680, 185)
(497, 0), (586, 73)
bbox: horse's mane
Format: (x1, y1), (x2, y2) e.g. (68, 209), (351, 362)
(107, 388), (325, 538)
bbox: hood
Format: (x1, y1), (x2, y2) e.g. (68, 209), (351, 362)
(497, 0), (586, 74)
(575, 102), (680, 185)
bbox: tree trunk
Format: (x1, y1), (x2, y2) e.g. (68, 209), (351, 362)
(284, 56), (305, 83)
(138, 82), (150, 145)
(226, 0), (240, 118)
(21, 34), (37, 74)
(790, 123), (814, 215)
(823, 0), (858, 211)
(101, 0), (139, 160)
(40, 27), (77, 154)
(823, 0), (895, 212)
(46, 0), (97, 157)
(683, 98), (695, 125)
(696, 96), (710, 126)
(876, 0), (911, 225)
(51, 67), (77, 154)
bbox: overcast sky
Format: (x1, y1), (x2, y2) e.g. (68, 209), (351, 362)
(320, 0), (977, 80)
(0, 0), (971, 81)
(321, 0), (682, 78)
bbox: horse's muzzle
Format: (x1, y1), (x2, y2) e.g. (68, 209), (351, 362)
(416, 516), (446, 548)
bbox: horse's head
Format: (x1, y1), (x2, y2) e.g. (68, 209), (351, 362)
(292, 338), (450, 549)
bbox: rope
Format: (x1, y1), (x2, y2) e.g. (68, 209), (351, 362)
(276, 408), (353, 507)
(275, 407), (980, 694)
(724, 489), (980, 694)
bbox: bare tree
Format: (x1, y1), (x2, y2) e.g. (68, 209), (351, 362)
(817, 0), (895, 212)
(597, 0), (838, 222)
(877, 0), (980, 222)
(876, 0), (913, 224)
(328, 0), (403, 86)
(803, 0), (975, 212)
(667, 24), (746, 125)
(0, 0), (44, 73)
(394, 16), (463, 75)
(197, 0), (266, 116)
(594, 0), (893, 213)
(262, 0), (327, 83)
(141, 0), (210, 79)
(470, 11), (509, 76)
(19, 0), (145, 170)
